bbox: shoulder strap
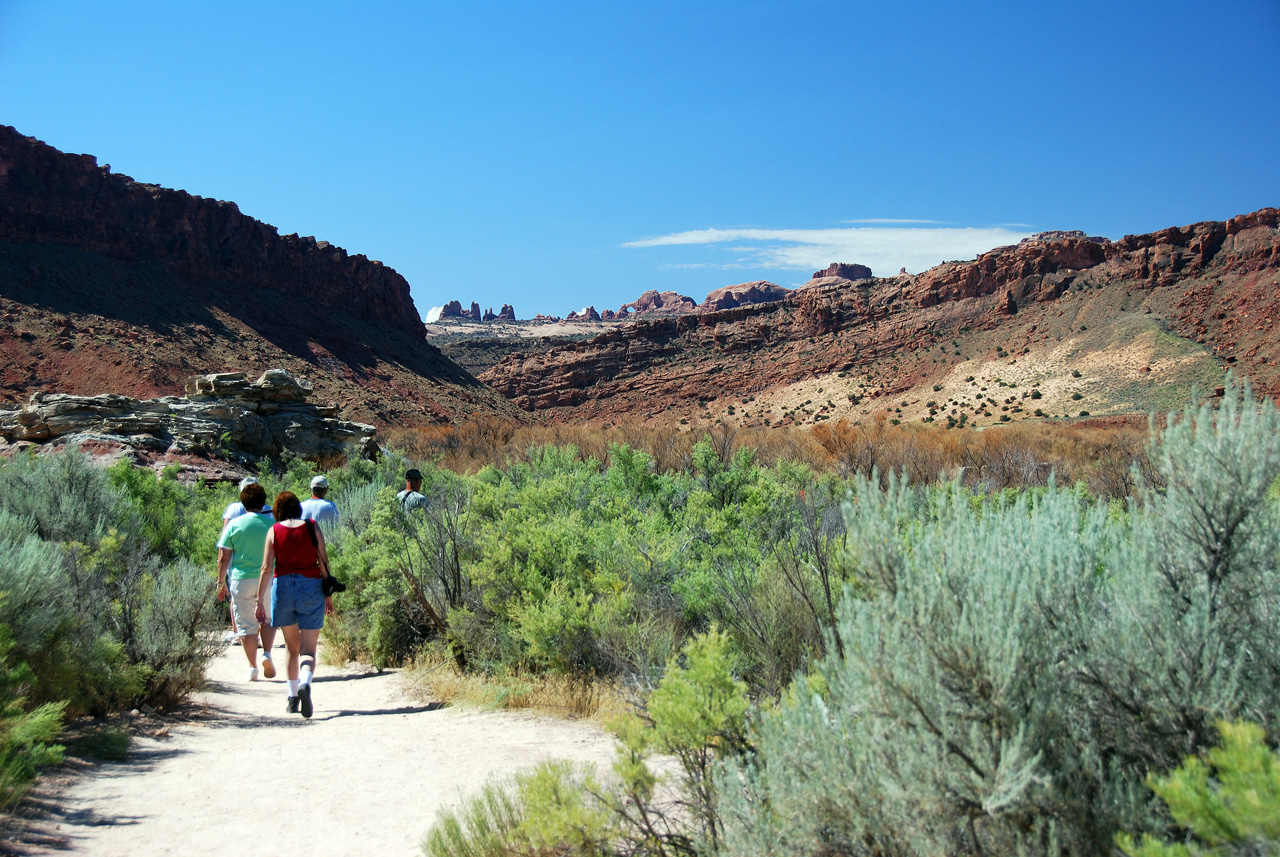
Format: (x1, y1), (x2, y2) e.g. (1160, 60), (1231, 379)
(304, 520), (330, 577)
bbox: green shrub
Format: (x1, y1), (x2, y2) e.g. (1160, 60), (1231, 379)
(423, 629), (752, 857)
(423, 760), (612, 857)
(1118, 720), (1280, 857)
(115, 556), (221, 709)
(0, 617), (64, 808)
(0, 449), (119, 544)
(717, 376), (1280, 856)
(106, 461), (202, 562)
(0, 452), (221, 713)
(0, 517), (142, 714)
(644, 627), (749, 849)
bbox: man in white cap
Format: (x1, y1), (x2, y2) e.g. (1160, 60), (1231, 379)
(221, 475), (272, 533)
(301, 474), (339, 530)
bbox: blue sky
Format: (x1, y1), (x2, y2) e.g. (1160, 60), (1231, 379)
(2, 1), (1277, 319)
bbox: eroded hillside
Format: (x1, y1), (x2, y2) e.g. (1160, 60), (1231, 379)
(0, 126), (517, 427)
(480, 210), (1279, 427)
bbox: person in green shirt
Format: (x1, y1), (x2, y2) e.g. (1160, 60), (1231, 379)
(216, 483), (278, 681)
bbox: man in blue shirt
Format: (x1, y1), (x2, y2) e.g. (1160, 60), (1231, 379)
(301, 475), (339, 530)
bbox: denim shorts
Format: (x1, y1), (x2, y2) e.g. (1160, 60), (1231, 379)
(270, 574), (325, 630)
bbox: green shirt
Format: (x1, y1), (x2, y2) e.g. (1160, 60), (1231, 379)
(217, 513), (273, 581)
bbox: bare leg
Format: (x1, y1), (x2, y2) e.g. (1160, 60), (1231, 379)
(241, 632), (259, 668)
(296, 627), (321, 718)
(281, 624), (302, 680)
(260, 622), (277, 655)
(299, 628), (320, 673)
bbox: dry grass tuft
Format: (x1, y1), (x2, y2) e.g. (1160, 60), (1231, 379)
(402, 650), (630, 722)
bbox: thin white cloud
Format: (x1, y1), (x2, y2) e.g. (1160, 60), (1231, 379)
(424, 306), (444, 322)
(624, 225), (1035, 276)
(625, 227), (748, 248)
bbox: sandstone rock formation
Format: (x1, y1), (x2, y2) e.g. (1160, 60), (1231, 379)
(700, 281), (792, 312)
(622, 290), (698, 315)
(1021, 230), (1107, 245)
(439, 300), (469, 319)
(0, 369), (378, 465)
(438, 300), (485, 320)
(566, 306), (601, 321)
(480, 209), (1280, 418)
(0, 126), (421, 335)
(440, 301), (518, 322)
(811, 262), (873, 281)
(0, 127), (515, 427)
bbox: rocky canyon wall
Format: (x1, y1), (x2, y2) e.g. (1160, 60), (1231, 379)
(480, 209), (1280, 416)
(0, 126), (423, 336)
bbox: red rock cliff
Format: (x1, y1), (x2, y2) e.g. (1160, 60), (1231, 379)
(0, 126), (424, 336)
(480, 209), (1280, 416)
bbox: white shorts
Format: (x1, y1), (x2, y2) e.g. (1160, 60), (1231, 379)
(230, 578), (265, 636)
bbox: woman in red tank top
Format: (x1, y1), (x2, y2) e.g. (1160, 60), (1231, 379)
(255, 491), (335, 718)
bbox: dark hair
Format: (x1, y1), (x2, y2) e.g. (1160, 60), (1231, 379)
(240, 483), (267, 512)
(274, 491), (303, 521)
(405, 468), (423, 482)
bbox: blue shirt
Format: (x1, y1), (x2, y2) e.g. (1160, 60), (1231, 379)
(301, 497), (339, 529)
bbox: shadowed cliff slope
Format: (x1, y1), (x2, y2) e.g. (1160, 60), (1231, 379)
(0, 126), (517, 426)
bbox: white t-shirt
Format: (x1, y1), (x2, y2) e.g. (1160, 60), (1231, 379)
(300, 497), (339, 528)
(396, 489), (428, 511)
(223, 501), (272, 521)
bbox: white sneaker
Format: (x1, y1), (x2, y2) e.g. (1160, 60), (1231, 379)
(247, 667), (259, 682)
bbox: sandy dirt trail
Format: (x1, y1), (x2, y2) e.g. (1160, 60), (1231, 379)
(20, 644), (621, 856)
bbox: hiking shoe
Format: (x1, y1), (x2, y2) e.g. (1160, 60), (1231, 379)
(261, 657), (276, 679)
(286, 696), (300, 714)
(246, 667), (258, 682)
(298, 684), (312, 719)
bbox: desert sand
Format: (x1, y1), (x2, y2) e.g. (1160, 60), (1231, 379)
(13, 644), (622, 856)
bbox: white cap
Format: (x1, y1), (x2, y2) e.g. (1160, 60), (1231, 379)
(310, 475), (329, 489)
(237, 476), (259, 490)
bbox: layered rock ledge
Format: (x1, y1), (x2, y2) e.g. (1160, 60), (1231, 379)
(0, 369), (377, 469)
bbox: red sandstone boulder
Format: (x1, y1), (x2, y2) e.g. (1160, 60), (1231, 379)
(811, 262), (873, 281)
(622, 290), (698, 315)
(700, 281), (791, 312)
(439, 300), (467, 319)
